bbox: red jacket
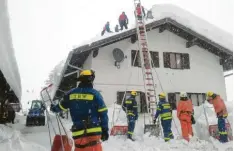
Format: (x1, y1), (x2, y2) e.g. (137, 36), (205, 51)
(136, 6), (144, 16)
(177, 99), (193, 122)
(119, 14), (127, 21)
(211, 95), (228, 117)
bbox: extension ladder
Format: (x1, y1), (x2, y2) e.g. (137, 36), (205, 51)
(134, 0), (157, 123)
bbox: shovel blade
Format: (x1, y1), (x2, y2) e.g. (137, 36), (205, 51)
(144, 124), (160, 137)
(110, 125), (128, 136)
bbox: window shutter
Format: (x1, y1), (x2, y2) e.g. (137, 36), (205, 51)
(150, 51), (159, 68)
(182, 53), (190, 69)
(131, 50), (141, 67)
(163, 52), (170, 68)
(131, 50), (136, 66)
(168, 93), (177, 110)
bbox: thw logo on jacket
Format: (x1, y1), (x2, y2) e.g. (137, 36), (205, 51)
(52, 87), (108, 139)
(155, 100), (172, 121)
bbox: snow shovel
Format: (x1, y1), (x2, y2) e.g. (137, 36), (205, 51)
(144, 121), (160, 137)
(209, 123), (233, 141)
(203, 104), (233, 141)
(110, 125), (128, 136)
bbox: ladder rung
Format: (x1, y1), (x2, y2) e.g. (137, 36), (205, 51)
(149, 101), (156, 103)
(145, 78), (153, 80)
(148, 95), (156, 97)
(145, 72), (152, 74)
(146, 84), (153, 86)
(147, 89), (155, 91)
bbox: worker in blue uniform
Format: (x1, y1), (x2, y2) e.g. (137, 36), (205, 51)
(50, 69), (109, 151)
(122, 90), (138, 141)
(153, 92), (174, 142)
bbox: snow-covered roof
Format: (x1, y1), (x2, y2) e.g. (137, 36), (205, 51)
(0, 0), (22, 101)
(151, 4), (232, 52)
(74, 4), (232, 54)
(51, 4), (233, 100)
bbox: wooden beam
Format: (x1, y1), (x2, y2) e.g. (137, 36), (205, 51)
(130, 35), (137, 44)
(159, 26), (166, 33)
(186, 38), (198, 48)
(224, 73), (233, 78)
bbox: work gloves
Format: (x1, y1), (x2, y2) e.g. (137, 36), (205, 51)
(50, 104), (59, 113)
(101, 129), (109, 142)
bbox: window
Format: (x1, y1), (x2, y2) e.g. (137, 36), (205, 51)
(168, 92), (205, 109)
(187, 93), (206, 106)
(163, 52), (190, 69)
(150, 51), (159, 68)
(131, 50), (141, 67)
(131, 50), (159, 68)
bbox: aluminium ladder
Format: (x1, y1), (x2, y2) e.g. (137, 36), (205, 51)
(133, 0), (158, 124)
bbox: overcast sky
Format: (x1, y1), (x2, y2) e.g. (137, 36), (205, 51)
(6, 0), (233, 107)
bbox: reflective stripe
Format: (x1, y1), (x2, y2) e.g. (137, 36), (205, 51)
(98, 107), (107, 112)
(157, 107), (161, 111)
(161, 112), (172, 118)
(69, 94), (94, 100)
(162, 117), (172, 120)
(164, 137), (170, 140)
(125, 100), (132, 104)
(162, 103), (171, 109)
(223, 114), (228, 117)
(163, 106), (171, 109)
(219, 131), (228, 135)
(169, 132), (173, 136)
(72, 127), (102, 137)
(128, 113), (135, 116)
(128, 131), (133, 135)
(59, 103), (68, 111)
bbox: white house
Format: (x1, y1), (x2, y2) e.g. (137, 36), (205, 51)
(50, 4), (233, 112)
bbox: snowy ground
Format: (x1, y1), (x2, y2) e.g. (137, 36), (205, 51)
(0, 103), (233, 151)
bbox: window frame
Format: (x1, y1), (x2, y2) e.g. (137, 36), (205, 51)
(131, 50), (159, 68)
(164, 52), (190, 70)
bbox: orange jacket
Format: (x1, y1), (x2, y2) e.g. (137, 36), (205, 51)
(212, 95), (228, 117)
(177, 99), (193, 121)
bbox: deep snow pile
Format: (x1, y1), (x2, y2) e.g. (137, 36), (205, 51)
(0, 102), (233, 151)
(0, 0), (22, 100)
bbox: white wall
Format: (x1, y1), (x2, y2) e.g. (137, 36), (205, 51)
(86, 29), (227, 106)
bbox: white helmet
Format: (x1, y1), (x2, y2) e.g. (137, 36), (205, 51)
(180, 92), (187, 98)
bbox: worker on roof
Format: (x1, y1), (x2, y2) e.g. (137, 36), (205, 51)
(177, 92), (194, 142)
(101, 21), (112, 36)
(115, 24), (119, 32)
(50, 69), (109, 151)
(206, 91), (228, 143)
(119, 12), (128, 30)
(135, 3), (146, 20)
(153, 92), (174, 142)
(122, 90), (138, 141)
